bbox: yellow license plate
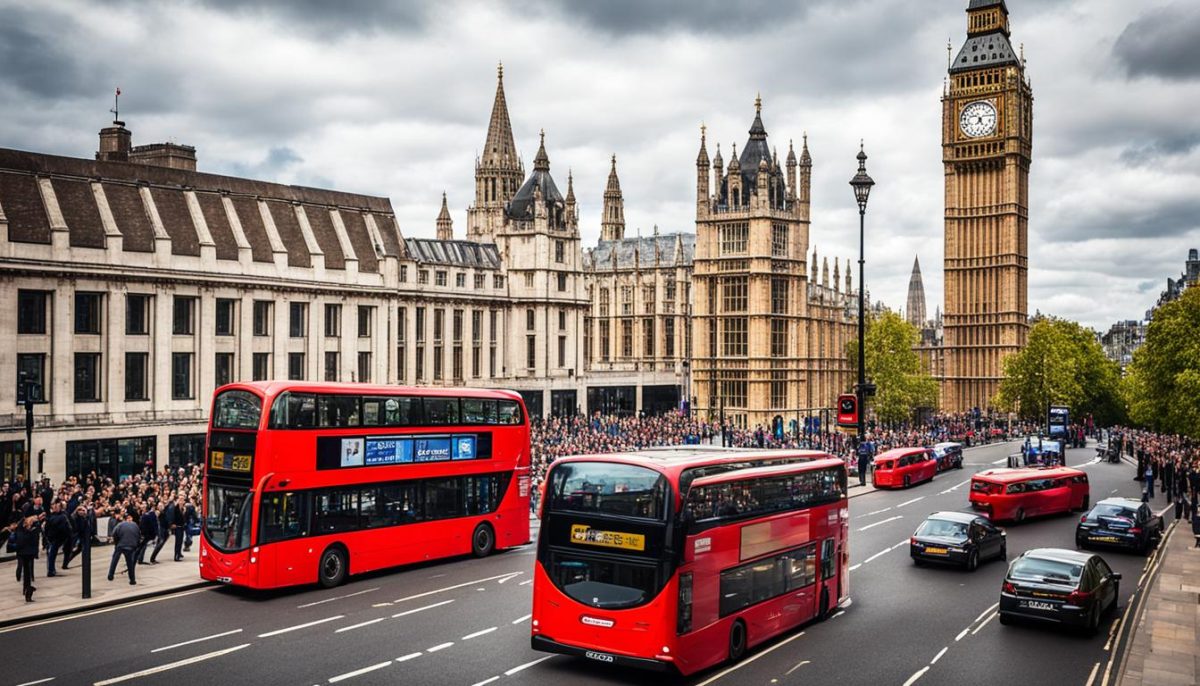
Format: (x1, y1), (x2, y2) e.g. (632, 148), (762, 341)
(570, 524), (646, 552)
(924, 547), (948, 555)
(1092, 536), (1119, 542)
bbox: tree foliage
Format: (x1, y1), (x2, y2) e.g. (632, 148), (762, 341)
(1122, 286), (1200, 437)
(846, 310), (939, 424)
(995, 317), (1124, 426)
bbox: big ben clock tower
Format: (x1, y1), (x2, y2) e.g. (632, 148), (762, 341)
(942, 0), (1032, 413)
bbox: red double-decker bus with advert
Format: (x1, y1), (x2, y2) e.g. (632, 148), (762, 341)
(200, 382), (530, 589)
(531, 448), (849, 675)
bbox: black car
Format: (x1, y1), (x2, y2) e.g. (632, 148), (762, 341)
(999, 548), (1120, 635)
(1076, 498), (1163, 555)
(932, 442), (964, 471)
(910, 511), (1006, 571)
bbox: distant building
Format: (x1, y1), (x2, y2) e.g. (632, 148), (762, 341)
(1149, 247), (1199, 317)
(906, 256), (927, 329)
(1100, 320), (1145, 368)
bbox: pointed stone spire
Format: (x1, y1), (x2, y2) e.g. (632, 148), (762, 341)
(786, 139), (797, 203)
(906, 255), (928, 328)
(799, 132), (811, 166)
(833, 259), (841, 293)
(811, 246), (819, 282)
(602, 154), (626, 242)
(845, 258), (852, 293)
(435, 191), (453, 241)
(696, 123), (709, 166)
(482, 62), (518, 170)
(533, 129), (549, 171)
(565, 168), (576, 205)
(712, 142), (724, 169)
(821, 256), (829, 288)
(728, 142), (740, 172)
(749, 93), (766, 140)
(469, 62), (524, 242)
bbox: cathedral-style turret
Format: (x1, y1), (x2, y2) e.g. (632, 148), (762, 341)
(798, 133), (812, 222)
(467, 63), (524, 242)
(435, 191), (453, 241)
(906, 255), (928, 327)
(696, 126), (710, 217)
(786, 140), (797, 203)
(602, 154), (626, 241)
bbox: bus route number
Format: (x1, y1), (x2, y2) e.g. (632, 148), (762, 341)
(210, 450), (252, 473)
(570, 524), (645, 552)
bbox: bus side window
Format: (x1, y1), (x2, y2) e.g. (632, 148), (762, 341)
(497, 400), (521, 425)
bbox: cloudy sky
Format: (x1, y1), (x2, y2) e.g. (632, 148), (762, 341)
(2, 0), (1197, 330)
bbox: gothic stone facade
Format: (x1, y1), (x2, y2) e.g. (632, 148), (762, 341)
(942, 0), (1033, 412)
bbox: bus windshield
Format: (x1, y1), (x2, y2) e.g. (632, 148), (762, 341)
(213, 390), (262, 430)
(547, 462), (667, 520)
(205, 484), (254, 552)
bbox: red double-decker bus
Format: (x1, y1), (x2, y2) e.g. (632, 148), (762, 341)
(200, 381), (530, 589)
(531, 448), (849, 675)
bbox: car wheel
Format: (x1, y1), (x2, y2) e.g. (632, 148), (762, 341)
(966, 550), (979, 572)
(728, 620), (748, 663)
(904, 475), (911, 488)
(913, 556), (924, 567)
(1076, 537), (1087, 550)
(471, 522), (495, 558)
(318, 546), (348, 589)
(1085, 605), (1100, 636)
(998, 612), (1012, 626)
(1014, 508), (1026, 524)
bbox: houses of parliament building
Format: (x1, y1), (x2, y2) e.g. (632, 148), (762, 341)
(0, 63), (861, 481)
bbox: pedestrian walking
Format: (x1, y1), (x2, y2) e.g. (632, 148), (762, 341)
(44, 501), (72, 577)
(149, 502), (169, 563)
(857, 439), (872, 487)
(137, 503), (158, 564)
(10, 515), (41, 602)
(170, 496), (186, 561)
(1144, 464), (1155, 499)
(108, 513), (139, 585)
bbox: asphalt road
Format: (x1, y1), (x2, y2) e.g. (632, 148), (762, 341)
(0, 439), (1169, 686)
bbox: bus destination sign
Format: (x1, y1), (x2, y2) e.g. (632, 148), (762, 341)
(569, 524), (646, 552)
(209, 450), (252, 473)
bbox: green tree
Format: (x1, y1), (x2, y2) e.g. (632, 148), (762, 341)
(1122, 286), (1200, 437)
(846, 310), (939, 425)
(995, 317), (1124, 426)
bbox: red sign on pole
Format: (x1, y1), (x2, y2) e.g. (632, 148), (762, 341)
(837, 394), (858, 427)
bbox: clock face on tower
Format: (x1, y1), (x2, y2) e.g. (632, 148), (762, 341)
(959, 100), (997, 138)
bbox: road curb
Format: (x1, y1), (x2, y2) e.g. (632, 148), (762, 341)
(0, 580), (214, 630)
(1103, 519), (1178, 686)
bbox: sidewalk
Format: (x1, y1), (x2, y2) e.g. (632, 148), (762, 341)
(0, 542), (209, 627)
(1117, 521), (1200, 686)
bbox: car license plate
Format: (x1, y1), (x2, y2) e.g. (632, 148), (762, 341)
(1092, 536), (1119, 543)
(585, 651), (614, 663)
(924, 547), (948, 555)
(1021, 600), (1056, 612)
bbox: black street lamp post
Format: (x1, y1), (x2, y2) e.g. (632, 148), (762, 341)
(849, 142), (874, 445)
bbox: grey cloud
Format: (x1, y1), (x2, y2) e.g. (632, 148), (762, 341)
(1119, 133), (1200, 165)
(186, 0), (427, 36)
(0, 9), (98, 99)
(1113, 3), (1200, 80)
(1044, 195), (1200, 242)
(535, 0), (823, 34)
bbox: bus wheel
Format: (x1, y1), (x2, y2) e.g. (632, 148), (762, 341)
(318, 546), (348, 588)
(471, 523), (495, 558)
(728, 620), (747, 663)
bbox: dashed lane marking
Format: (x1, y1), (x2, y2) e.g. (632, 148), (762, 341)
(849, 564), (862, 572)
(298, 587), (380, 609)
(857, 515), (902, 532)
(972, 603), (999, 626)
(258, 615), (344, 638)
(954, 628), (969, 642)
(462, 627), (497, 640)
(93, 643), (251, 686)
(971, 611), (998, 635)
(863, 548), (892, 564)
(902, 666), (929, 686)
(395, 653), (421, 663)
(335, 617), (387, 634)
(151, 628), (244, 653)
(497, 573), (521, 584)
(511, 614), (532, 625)
(427, 642), (454, 653)
(693, 622), (810, 686)
(16, 679), (55, 686)
(518, 580), (533, 586)
(1084, 661), (1101, 686)
(930, 647), (948, 665)
(471, 678), (501, 686)
(328, 662), (392, 684)
(394, 572), (524, 604)
(896, 496), (925, 508)
(392, 599), (455, 619)
(785, 660), (810, 675)
(503, 656), (555, 677)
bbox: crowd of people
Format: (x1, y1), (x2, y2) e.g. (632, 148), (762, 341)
(2, 464), (202, 602)
(1107, 426), (1200, 519)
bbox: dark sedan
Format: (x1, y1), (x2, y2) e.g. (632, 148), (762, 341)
(1076, 498), (1163, 555)
(910, 511), (1006, 571)
(999, 548), (1120, 635)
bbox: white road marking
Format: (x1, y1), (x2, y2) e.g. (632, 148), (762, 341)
(328, 662), (392, 683)
(151, 628), (243, 653)
(693, 624), (810, 686)
(954, 627), (970, 642)
(0, 587), (210, 635)
(371, 603), (392, 608)
(1110, 489), (1118, 494)
(830, 610), (845, 619)
(93, 643), (251, 685)
(298, 587), (380, 609)
(511, 614), (532, 624)
(258, 615), (344, 638)
(863, 548), (893, 564)
(897, 496), (925, 508)
(394, 572), (525, 604)
(857, 515), (902, 532)
(867, 507), (892, 516)
(930, 647), (948, 665)
(890, 539), (909, 552)
(426, 642), (453, 653)
(971, 611), (998, 635)
(1104, 617), (1122, 651)
(991, 458), (1008, 465)
(16, 679), (55, 686)
(849, 564), (862, 572)
(902, 666), (930, 686)
(1084, 661), (1101, 686)
(462, 627), (497, 640)
(392, 599), (455, 619)
(471, 678), (500, 686)
(335, 617), (387, 633)
(518, 579), (533, 586)
(497, 572), (521, 584)
(503, 656), (555, 676)
(972, 603), (999, 625)
(785, 660), (810, 675)
(395, 653), (421, 663)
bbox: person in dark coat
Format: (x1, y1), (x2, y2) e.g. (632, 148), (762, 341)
(10, 515), (41, 601)
(108, 513), (139, 585)
(169, 496), (186, 561)
(44, 502), (71, 577)
(136, 504), (158, 564)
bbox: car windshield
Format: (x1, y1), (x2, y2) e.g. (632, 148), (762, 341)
(1010, 556), (1083, 585)
(547, 462), (668, 520)
(204, 485), (254, 552)
(916, 518), (968, 539)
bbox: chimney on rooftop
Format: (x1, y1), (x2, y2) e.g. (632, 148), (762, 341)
(129, 142), (197, 171)
(97, 120), (132, 162)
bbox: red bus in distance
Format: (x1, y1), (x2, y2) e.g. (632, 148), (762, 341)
(872, 447), (938, 489)
(200, 381), (530, 589)
(969, 466), (1090, 523)
(531, 448), (849, 675)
